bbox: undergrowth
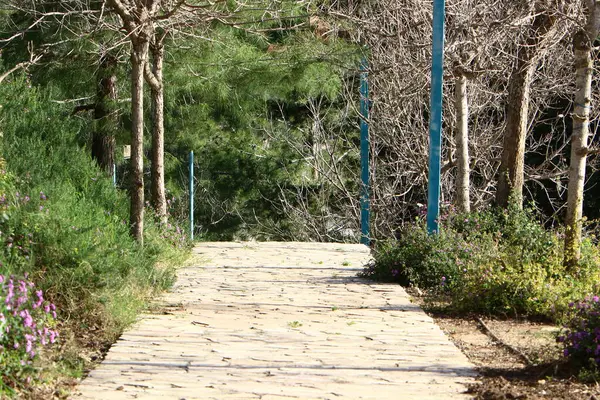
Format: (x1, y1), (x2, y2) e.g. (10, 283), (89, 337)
(362, 202), (600, 322)
(363, 202), (600, 378)
(0, 76), (190, 395)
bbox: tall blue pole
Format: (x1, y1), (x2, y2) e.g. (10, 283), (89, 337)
(189, 151), (194, 241)
(427, 0), (446, 234)
(360, 57), (370, 246)
(113, 163), (117, 187)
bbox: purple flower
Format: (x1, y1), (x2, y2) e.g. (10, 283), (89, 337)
(20, 310), (33, 328)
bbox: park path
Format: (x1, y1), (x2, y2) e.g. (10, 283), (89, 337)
(73, 242), (476, 400)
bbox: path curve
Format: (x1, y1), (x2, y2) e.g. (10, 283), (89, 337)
(73, 242), (476, 399)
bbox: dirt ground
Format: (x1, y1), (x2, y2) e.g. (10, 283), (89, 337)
(408, 291), (600, 399)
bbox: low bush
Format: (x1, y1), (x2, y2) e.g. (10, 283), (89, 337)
(0, 274), (58, 394)
(559, 296), (600, 372)
(363, 204), (600, 321)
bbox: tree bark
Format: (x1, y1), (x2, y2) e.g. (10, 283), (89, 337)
(149, 38), (167, 224)
(130, 38), (150, 243)
(106, 0), (160, 244)
(564, 0), (600, 269)
(496, 4), (556, 209)
(496, 54), (536, 209)
(92, 54), (118, 174)
(454, 73), (470, 213)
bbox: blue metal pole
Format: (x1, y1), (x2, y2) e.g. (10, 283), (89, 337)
(189, 151), (194, 241)
(426, 0), (446, 234)
(360, 57), (371, 246)
(113, 163), (117, 187)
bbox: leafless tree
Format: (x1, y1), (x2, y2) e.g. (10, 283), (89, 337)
(564, 0), (600, 268)
(322, 0), (595, 240)
(496, 1), (566, 209)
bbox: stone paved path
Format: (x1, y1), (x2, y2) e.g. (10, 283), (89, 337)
(73, 242), (477, 399)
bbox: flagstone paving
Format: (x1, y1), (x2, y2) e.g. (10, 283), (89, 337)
(72, 242), (477, 399)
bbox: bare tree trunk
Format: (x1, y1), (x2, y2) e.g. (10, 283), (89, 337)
(130, 39), (149, 243)
(496, 6), (556, 209)
(496, 55), (536, 209)
(455, 73), (470, 213)
(149, 38), (167, 224)
(92, 54), (118, 173)
(564, 0), (600, 269)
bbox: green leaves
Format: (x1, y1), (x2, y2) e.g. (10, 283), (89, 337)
(366, 207), (600, 321)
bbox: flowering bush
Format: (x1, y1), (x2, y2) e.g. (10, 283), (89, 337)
(559, 296), (600, 369)
(0, 273), (58, 391)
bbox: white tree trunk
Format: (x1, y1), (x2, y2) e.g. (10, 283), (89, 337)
(455, 73), (470, 213)
(150, 40), (167, 225)
(564, 0), (600, 268)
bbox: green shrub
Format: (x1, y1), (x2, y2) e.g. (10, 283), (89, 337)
(364, 205), (600, 321)
(0, 76), (189, 394)
(362, 226), (496, 290)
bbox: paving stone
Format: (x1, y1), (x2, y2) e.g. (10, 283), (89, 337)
(72, 242), (477, 399)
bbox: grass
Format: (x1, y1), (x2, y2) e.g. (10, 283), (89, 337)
(288, 321), (303, 328)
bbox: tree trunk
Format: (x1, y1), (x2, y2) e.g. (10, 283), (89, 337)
(454, 73), (470, 213)
(496, 54), (535, 209)
(92, 54), (118, 174)
(564, 0), (600, 269)
(496, 5), (556, 209)
(149, 40), (167, 224)
(130, 39), (149, 243)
